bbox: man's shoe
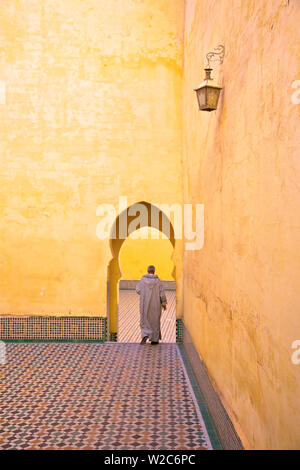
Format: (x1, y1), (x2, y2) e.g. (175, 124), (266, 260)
(151, 341), (159, 345)
(140, 336), (148, 344)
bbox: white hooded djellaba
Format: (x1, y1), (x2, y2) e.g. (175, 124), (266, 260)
(136, 274), (167, 342)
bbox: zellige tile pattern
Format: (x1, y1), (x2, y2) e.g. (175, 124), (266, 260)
(0, 343), (212, 450)
(0, 317), (106, 342)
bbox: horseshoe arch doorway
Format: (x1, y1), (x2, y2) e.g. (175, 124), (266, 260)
(107, 201), (176, 342)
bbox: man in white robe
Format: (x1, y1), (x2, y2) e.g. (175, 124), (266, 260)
(136, 265), (167, 345)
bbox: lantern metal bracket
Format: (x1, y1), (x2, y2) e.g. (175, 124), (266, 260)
(206, 45), (225, 69)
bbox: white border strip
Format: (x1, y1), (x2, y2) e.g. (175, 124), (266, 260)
(176, 344), (213, 450)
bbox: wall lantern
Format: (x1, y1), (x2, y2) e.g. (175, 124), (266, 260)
(194, 45), (225, 112)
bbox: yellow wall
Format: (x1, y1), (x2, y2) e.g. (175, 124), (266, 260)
(119, 227), (174, 280)
(0, 0), (184, 317)
(182, 0), (300, 449)
(1, 0), (299, 450)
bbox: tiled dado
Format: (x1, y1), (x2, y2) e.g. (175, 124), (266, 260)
(110, 332), (118, 342)
(0, 316), (107, 342)
(0, 316), (179, 344)
(176, 318), (183, 343)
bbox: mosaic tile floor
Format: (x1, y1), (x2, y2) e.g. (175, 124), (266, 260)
(0, 343), (217, 450)
(118, 290), (176, 343)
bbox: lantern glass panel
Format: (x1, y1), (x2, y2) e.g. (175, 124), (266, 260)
(207, 87), (221, 110)
(197, 88), (207, 109)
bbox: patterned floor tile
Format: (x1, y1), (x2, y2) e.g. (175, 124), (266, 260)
(0, 343), (212, 450)
(118, 290), (176, 343)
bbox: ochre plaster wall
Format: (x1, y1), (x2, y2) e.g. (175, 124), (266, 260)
(0, 0), (184, 317)
(182, 0), (300, 450)
(120, 228), (174, 281)
(1, 0), (299, 449)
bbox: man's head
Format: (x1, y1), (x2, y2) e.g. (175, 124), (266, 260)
(147, 265), (155, 274)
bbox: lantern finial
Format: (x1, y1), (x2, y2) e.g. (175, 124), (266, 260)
(204, 68), (213, 81)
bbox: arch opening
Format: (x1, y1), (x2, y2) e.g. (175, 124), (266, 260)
(107, 201), (176, 342)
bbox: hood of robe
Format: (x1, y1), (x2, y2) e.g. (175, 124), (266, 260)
(142, 274), (160, 289)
